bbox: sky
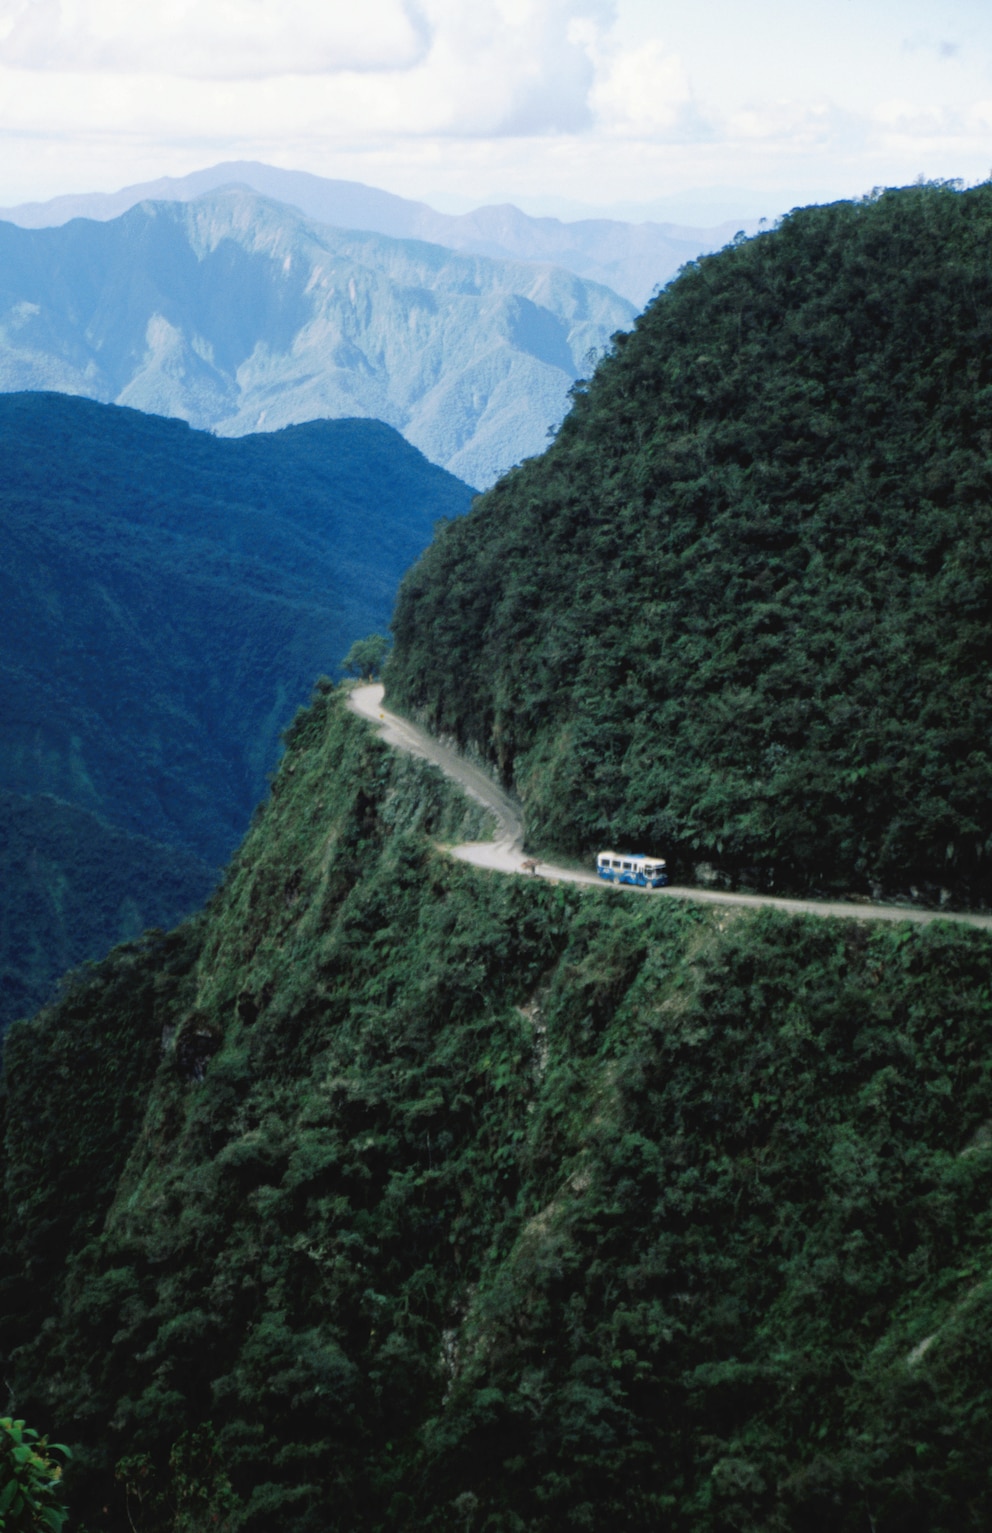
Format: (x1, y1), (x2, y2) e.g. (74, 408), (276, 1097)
(1, 0), (991, 220)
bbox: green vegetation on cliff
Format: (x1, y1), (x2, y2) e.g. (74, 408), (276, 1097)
(6, 180), (992, 1532)
(3, 688), (992, 1532)
(388, 181), (992, 906)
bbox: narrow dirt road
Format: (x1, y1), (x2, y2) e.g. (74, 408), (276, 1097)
(349, 682), (525, 871)
(348, 684), (992, 931)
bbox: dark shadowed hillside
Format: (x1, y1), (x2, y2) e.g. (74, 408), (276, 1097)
(388, 181), (992, 907)
(0, 392), (473, 1027)
(0, 789), (212, 1030)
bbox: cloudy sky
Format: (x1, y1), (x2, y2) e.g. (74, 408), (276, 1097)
(1, 0), (990, 219)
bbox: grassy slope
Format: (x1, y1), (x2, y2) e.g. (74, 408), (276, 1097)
(3, 688), (991, 1533)
(387, 182), (992, 907)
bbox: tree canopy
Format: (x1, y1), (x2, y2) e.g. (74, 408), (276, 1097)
(342, 634), (390, 680)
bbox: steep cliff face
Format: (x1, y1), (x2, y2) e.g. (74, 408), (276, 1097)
(387, 182), (992, 906)
(3, 686), (992, 1533)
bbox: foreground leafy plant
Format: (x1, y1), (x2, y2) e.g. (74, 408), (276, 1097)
(0, 1417), (69, 1532)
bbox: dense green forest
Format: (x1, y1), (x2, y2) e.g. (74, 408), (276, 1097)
(0, 393), (473, 1028)
(389, 181), (992, 907)
(5, 183), (992, 1530)
(3, 687), (991, 1531)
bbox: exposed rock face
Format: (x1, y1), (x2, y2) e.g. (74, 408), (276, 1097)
(0, 188), (635, 486)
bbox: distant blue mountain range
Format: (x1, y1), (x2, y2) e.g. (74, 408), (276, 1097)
(0, 159), (755, 309)
(0, 186), (635, 487)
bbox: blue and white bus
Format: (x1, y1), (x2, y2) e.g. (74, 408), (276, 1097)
(596, 851), (668, 888)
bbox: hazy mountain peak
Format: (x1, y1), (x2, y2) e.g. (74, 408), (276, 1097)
(0, 161), (753, 307)
(0, 186), (635, 485)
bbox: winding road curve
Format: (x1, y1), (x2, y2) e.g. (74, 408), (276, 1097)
(348, 684), (992, 931)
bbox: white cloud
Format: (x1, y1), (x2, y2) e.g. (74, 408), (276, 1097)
(0, 0), (616, 137)
(0, 0), (618, 132)
(902, 32), (962, 60)
(727, 98), (857, 149)
(873, 98), (958, 134)
(0, 0), (430, 78)
(589, 37), (697, 137)
(382, 0), (609, 136)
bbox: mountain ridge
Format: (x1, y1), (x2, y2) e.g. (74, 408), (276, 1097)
(0, 159), (757, 308)
(2, 685), (990, 1532)
(3, 181), (992, 1532)
(0, 187), (634, 485)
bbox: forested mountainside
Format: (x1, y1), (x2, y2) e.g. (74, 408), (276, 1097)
(3, 686), (992, 1533)
(0, 393), (472, 1029)
(388, 180), (992, 908)
(0, 189), (634, 486)
(5, 182), (992, 1533)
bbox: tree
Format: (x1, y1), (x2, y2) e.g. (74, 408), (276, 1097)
(342, 633), (390, 681)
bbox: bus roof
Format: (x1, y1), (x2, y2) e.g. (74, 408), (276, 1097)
(597, 850), (665, 864)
